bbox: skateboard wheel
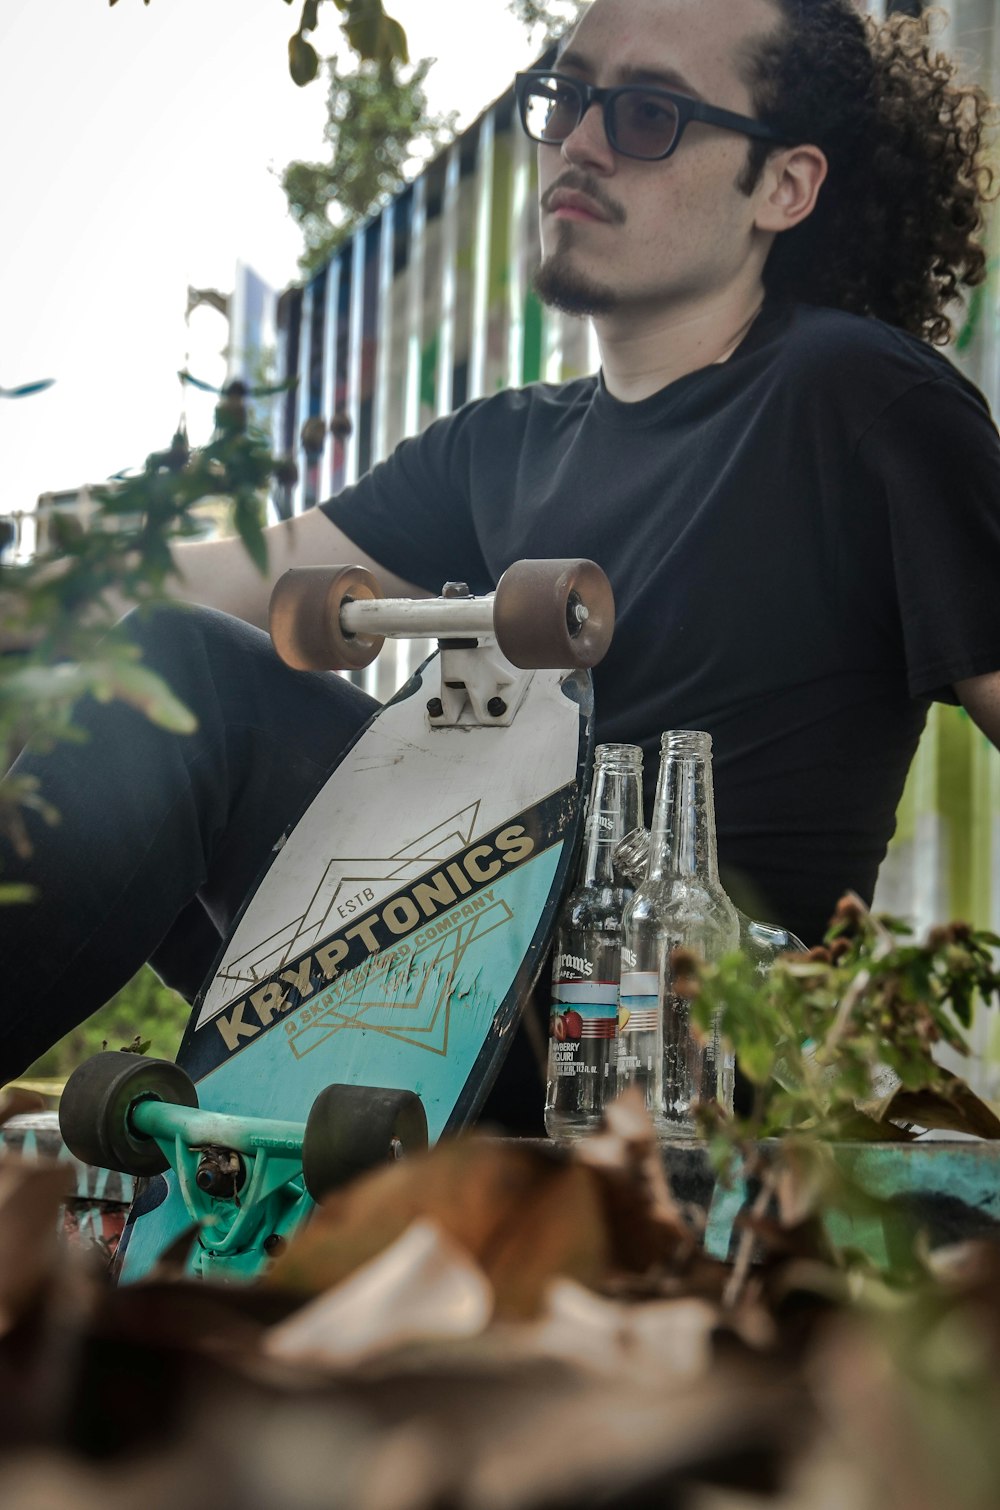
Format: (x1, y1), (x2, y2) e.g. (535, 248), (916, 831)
(301, 1082), (428, 1200)
(492, 558), (614, 669)
(269, 565), (385, 671)
(58, 1052), (198, 1177)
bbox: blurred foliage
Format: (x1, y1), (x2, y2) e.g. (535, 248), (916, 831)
(23, 966), (189, 1081)
(692, 897), (1000, 1146)
(684, 896), (1000, 1281)
(0, 381), (297, 900)
(282, 58), (457, 275)
(286, 0), (409, 87)
(7, 1090), (1000, 1506)
(108, 0), (410, 88)
(0, 380), (299, 1080)
(506, 0), (586, 46)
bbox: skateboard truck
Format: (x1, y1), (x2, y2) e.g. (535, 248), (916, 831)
(269, 557), (615, 729)
(59, 1052), (427, 1281)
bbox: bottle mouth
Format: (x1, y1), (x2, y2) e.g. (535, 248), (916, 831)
(594, 742), (643, 768)
(659, 729), (712, 758)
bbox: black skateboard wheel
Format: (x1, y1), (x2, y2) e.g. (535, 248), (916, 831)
(301, 1082), (429, 1200)
(492, 558), (615, 669)
(269, 564), (385, 671)
(58, 1052), (198, 1177)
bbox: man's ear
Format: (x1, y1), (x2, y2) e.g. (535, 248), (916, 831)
(754, 145), (828, 233)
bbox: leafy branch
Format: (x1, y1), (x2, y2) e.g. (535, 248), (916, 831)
(108, 0), (410, 87)
(287, 0), (409, 86)
(282, 59), (457, 274)
(690, 896), (1000, 1151)
(0, 382), (298, 892)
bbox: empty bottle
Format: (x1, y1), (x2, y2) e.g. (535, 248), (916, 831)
(617, 730), (739, 1139)
(545, 743), (643, 1140)
(613, 827), (806, 966)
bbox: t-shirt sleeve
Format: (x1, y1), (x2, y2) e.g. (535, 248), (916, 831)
(858, 374), (1000, 702)
(319, 408), (493, 595)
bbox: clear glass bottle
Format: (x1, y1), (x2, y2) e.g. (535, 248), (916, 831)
(544, 743), (643, 1141)
(617, 730), (739, 1139)
(614, 828), (806, 967)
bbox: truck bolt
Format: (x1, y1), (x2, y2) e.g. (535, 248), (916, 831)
(426, 697), (444, 718)
(487, 697), (507, 718)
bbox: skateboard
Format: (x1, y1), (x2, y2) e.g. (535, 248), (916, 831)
(59, 559), (614, 1282)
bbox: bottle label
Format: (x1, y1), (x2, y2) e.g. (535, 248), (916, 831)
(549, 979), (617, 1084)
(550, 979), (618, 1041)
(617, 971), (659, 1035)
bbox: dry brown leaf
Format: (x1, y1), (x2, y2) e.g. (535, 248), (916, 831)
(267, 1136), (611, 1319)
(0, 1088), (47, 1126)
(882, 1072), (1000, 1140)
(574, 1089), (710, 1281)
(528, 1276), (720, 1384)
(576, 1089), (692, 1233)
(264, 1218), (492, 1367)
(0, 1158), (73, 1334)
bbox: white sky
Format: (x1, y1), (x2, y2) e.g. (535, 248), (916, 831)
(0, 0), (537, 513)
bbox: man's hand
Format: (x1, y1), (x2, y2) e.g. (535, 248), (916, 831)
(955, 671), (1000, 747)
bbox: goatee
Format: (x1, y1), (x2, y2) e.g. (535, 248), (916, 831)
(533, 249), (617, 317)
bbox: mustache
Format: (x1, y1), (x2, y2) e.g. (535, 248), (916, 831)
(540, 171), (626, 225)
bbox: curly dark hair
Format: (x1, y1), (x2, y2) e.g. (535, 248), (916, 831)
(739, 0), (997, 344)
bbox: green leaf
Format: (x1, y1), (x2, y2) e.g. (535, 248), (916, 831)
(342, 0), (399, 64)
(382, 15), (408, 66)
(233, 496), (269, 575)
(0, 883), (37, 904)
(55, 657), (197, 734)
(301, 0), (320, 30)
(4, 663), (100, 707)
(105, 662), (197, 733)
(736, 1036), (776, 1085)
(289, 31), (320, 85)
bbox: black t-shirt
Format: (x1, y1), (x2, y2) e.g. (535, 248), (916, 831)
(324, 300), (1000, 947)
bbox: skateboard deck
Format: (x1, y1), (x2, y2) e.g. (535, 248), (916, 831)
(115, 654), (595, 1281)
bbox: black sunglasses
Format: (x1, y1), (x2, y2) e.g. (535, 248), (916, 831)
(514, 70), (789, 162)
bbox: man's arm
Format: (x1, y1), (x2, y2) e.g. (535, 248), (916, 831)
(169, 508), (427, 629)
(955, 671), (1000, 747)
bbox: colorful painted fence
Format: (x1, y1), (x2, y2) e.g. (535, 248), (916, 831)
(266, 1), (1000, 1081)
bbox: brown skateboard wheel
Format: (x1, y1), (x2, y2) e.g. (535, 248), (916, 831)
(492, 558), (614, 669)
(269, 564), (385, 671)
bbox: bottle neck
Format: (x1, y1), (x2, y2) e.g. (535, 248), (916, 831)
(579, 747), (643, 888)
(647, 731), (720, 884)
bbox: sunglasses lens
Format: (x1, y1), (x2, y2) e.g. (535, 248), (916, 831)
(522, 76), (583, 143)
(610, 90), (680, 158)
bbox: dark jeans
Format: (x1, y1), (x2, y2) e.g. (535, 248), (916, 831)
(0, 605), (547, 1130)
(0, 606), (377, 1080)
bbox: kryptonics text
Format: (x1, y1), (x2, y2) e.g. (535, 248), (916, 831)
(211, 824), (536, 1052)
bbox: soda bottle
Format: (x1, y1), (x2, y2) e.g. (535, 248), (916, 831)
(544, 743), (643, 1140)
(618, 730), (739, 1139)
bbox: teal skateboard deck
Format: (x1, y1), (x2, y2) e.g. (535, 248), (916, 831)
(62, 560), (614, 1282)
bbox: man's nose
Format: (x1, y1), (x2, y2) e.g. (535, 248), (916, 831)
(560, 102), (616, 172)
